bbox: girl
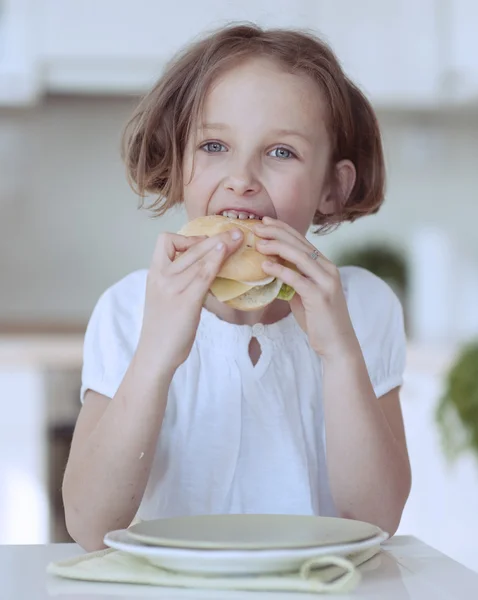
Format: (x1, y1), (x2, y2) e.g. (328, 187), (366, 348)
(63, 24), (411, 551)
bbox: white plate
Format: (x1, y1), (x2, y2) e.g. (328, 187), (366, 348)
(104, 528), (389, 576)
(128, 514), (382, 550)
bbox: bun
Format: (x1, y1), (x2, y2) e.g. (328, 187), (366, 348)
(177, 215), (285, 311)
(178, 215), (280, 282)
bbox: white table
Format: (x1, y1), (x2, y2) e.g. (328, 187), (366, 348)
(2, 536), (478, 599)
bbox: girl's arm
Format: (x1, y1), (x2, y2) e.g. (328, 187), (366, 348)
(254, 218), (411, 534)
(62, 350), (173, 552)
(63, 229), (244, 551)
(322, 345), (411, 536)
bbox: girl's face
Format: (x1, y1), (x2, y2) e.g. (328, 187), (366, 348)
(183, 57), (352, 236)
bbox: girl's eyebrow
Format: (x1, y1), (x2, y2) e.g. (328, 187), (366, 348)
(201, 123), (313, 144)
(200, 122), (230, 131)
(271, 128), (314, 144)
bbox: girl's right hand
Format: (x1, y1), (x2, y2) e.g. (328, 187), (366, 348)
(137, 228), (243, 374)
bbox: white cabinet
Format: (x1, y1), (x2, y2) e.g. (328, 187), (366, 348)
(398, 357), (478, 574)
(311, 0), (440, 107)
(0, 368), (49, 543)
(0, 0), (41, 106)
(2, 0), (477, 109)
(41, 0), (442, 107)
(41, 0), (311, 93)
(442, 0), (478, 103)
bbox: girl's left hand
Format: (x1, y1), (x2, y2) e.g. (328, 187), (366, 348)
(255, 217), (359, 359)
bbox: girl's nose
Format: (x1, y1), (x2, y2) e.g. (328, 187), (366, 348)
(223, 174), (261, 196)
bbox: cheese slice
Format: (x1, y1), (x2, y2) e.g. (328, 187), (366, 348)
(210, 278), (255, 302)
(239, 276), (275, 286)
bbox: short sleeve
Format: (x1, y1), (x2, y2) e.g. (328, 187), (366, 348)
(80, 270), (147, 402)
(340, 266), (407, 398)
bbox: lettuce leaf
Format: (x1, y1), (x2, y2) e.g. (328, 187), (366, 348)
(277, 283), (295, 301)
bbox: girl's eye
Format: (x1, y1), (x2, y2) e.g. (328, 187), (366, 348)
(269, 147), (295, 159)
(201, 142), (227, 153)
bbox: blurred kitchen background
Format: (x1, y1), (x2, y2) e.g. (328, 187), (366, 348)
(1, 0), (478, 572)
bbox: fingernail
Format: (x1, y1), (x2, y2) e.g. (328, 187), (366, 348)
(216, 242), (225, 251)
(231, 229), (242, 240)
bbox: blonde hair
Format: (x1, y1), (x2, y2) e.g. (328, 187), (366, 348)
(122, 23), (385, 232)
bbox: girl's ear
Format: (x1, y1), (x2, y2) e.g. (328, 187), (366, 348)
(318, 159), (356, 215)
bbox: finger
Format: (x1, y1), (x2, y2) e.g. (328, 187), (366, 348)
(255, 222), (319, 260)
(256, 217), (305, 245)
(153, 233), (207, 267)
(262, 260), (313, 297)
(161, 241), (225, 295)
(257, 238), (331, 283)
(179, 241), (230, 294)
(255, 219), (334, 270)
(170, 229), (243, 274)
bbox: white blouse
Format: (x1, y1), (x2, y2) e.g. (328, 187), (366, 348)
(80, 266), (406, 520)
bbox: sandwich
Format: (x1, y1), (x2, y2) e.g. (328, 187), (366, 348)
(177, 215), (295, 310)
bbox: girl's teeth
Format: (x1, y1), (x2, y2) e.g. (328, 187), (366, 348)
(220, 210), (260, 220)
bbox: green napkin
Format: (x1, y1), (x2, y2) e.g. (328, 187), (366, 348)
(47, 544), (380, 595)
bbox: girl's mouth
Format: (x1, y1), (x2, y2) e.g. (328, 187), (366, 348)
(217, 210), (263, 220)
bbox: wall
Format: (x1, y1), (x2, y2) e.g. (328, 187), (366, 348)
(0, 95), (478, 326)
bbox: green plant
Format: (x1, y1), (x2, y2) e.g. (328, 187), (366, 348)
(335, 243), (408, 297)
(436, 341), (478, 463)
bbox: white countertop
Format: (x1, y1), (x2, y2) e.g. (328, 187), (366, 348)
(0, 332), (458, 371)
(0, 334), (84, 368)
(2, 536), (478, 599)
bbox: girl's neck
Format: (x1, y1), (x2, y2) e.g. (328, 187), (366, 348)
(204, 294), (291, 326)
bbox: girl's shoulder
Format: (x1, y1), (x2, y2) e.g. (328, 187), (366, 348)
(80, 270), (148, 401)
(84, 269), (148, 351)
(91, 269), (148, 324)
(339, 265), (402, 312)
(339, 264), (405, 335)
(98, 268), (148, 307)
(339, 266), (406, 396)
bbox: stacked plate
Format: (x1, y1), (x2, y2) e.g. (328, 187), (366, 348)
(104, 514), (388, 576)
